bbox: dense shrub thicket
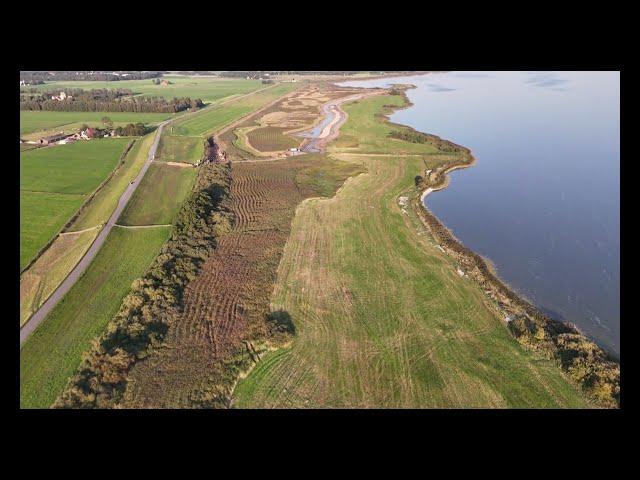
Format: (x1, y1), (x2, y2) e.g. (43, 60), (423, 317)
(389, 129), (468, 153)
(54, 162), (233, 408)
(113, 123), (148, 136)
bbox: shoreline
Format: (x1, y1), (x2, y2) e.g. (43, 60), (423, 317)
(374, 84), (620, 408)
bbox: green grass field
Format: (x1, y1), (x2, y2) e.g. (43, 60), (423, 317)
(20, 111), (172, 135)
(234, 93), (587, 408)
(20, 191), (85, 270)
(20, 225), (171, 408)
(333, 95), (441, 155)
(20, 138), (130, 269)
(22, 77), (262, 103)
(156, 135), (203, 164)
(69, 135), (154, 230)
(20, 138), (130, 194)
(119, 163), (198, 226)
(246, 126), (300, 152)
(170, 83), (300, 137)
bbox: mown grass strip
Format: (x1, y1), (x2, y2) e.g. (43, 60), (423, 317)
(119, 163), (198, 226)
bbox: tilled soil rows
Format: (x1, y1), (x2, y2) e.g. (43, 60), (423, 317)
(122, 159), (325, 407)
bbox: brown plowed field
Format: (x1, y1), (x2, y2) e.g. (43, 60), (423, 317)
(122, 154), (363, 407)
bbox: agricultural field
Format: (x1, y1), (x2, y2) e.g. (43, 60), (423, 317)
(156, 134), (203, 164)
(20, 192), (85, 271)
(69, 134), (153, 230)
(20, 225), (171, 408)
(20, 134), (153, 322)
(245, 127), (300, 152)
(170, 83), (300, 137)
(20, 111), (171, 135)
(119, 163), (198, 226)
(232, 92), (588, 408)
(20, 138), (130, 269)
(21, 77), (263, 103)
(20, 138), (129, 194)
(20, 227), (99, 326)
(121, 154), (364, 407)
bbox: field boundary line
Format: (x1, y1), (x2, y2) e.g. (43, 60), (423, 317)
(114, 224), (172, 229)
(60, 225), (102, 235)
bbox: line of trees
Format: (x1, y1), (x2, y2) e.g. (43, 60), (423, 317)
(114, 123), (148, 136)
(20, 89), (204, 113)
(19, 71), (164, 82)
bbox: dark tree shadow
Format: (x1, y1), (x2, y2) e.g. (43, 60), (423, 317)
(266, 310), (296, 336)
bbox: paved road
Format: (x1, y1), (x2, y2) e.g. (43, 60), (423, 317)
(20, 121), (169, 345)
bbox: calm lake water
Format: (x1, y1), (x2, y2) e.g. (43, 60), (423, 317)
(338, 72), (620, 357)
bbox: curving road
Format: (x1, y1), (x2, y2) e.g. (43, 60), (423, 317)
(20, 120), (169, 345)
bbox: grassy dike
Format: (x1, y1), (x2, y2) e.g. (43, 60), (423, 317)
(20, 226), (171, 408)
(234, 90), (591, 408)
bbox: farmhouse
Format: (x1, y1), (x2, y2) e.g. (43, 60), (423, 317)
(81, 127), (96, 140)
(39, 132), (70, 145)
(51, 91), (72, 101)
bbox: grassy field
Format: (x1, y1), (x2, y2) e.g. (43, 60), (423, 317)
(170, 83), (299, 137)
(20, 138), (130, 268)
(69, 135), (153, 230)
(22, 77), (262, 103)
(246, 126), (300, 152)
(332, 95), (441, 155)
(234, 93), (587, 408)
(20, 191), (85, 270)
(20, 111), (172, 135)
(119, 163), (198, 226)
(20, 138), (130, 194)
(20, 228), (99, 325)
(156, 134), (203, 164)
(20, 225), (171, 408)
